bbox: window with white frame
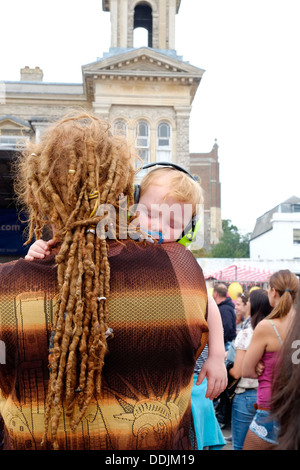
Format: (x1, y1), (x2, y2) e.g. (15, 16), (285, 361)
(0, 135), (25, 150)
(156, 122), (171, 162)
(135, 120), (150, 166)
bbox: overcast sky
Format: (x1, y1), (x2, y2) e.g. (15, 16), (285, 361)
(1, 0), (299, 234)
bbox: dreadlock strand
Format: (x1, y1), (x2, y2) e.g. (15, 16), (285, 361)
(64, 181), (88, 233)
(67, 149), (78, 207)
(65, 228), (86, 419)
(52, 228), (82, 385)
(100, 157), (117, 204)
(50, 192), (69, 226)
(86, 139), (97, 193)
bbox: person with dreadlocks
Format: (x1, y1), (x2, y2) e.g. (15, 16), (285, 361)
(0, 112), (210, 450)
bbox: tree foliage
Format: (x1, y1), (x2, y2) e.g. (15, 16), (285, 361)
(192, 219), (250, 258)
(211, 219), (250, 258)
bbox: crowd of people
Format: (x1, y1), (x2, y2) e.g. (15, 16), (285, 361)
(212, 277), (300, 450)
(0, 111), (299, 451)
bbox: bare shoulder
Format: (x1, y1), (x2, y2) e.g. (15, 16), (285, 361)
(253, 319), (270, 335)
(248, 319), (272, 353)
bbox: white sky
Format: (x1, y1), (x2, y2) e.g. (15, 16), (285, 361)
(1, 0), (299, 234)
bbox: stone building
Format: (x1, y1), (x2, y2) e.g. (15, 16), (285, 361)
(0, 0), (222, 256)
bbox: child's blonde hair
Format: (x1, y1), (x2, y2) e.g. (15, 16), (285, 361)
(139, 167), (204, 214)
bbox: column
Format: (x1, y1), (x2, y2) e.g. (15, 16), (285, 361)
(168, 0), (177, 50)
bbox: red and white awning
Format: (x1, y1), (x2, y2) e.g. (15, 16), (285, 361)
(204, 264), (274, 283)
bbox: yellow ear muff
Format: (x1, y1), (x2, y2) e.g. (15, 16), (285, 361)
(177, 217), (201, 247)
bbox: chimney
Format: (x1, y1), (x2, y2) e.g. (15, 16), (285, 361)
(20, 66), (43, 82)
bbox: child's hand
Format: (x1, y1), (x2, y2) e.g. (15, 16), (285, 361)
(25, 239), (55, 261)
(196, 356), (228, 400)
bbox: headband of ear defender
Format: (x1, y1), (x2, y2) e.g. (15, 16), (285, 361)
(134, 162), (201, 247)
(142, 161), (196, 180)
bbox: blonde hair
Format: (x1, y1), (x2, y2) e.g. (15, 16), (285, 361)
(14, 112), (137, 449)
(139, 167), (204, 215)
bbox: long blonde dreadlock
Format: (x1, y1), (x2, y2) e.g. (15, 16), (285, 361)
(14, 112), (136, 449)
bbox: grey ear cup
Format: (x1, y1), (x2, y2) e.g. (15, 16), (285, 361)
(133, 184), (141, 204)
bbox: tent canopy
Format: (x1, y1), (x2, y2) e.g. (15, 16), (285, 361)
(204, 263), (274, 283)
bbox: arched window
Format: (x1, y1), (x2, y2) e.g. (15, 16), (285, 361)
(113, 119), (127, 137)
(134, 3), (153, 47)
(156, 122), (171, 162)
(135, 120), (150, 166)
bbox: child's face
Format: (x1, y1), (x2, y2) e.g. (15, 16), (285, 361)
(137, 176), (193, 243)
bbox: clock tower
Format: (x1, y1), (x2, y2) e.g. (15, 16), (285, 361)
(82, 0), (204, 169)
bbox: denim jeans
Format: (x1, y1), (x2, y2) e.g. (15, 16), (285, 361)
(231, 389), (257, 450)
(249, 409), (279, 445)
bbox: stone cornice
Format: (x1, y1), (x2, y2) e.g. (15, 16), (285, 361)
(84, 72), (201, 103)
(84, 71), (201, 81)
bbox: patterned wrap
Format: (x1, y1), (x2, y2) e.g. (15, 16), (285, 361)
(0, 241), (208, 450)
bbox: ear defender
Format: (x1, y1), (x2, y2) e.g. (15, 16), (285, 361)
(142, 161), (195, 179)
(133, 184), (140, 205)
(133, 162), (201, 247)
(177, 216), (201, 247)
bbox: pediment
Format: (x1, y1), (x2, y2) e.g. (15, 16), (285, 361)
(82, 47), (204, 78)
(0, 116), (31, 132)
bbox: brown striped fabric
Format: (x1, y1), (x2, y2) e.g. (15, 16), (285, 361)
(0, 241), (208, 450)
